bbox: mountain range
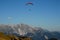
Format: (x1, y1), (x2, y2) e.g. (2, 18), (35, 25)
(0, 24), (60, 40)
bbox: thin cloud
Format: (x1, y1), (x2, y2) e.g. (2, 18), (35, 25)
(8, 17), (12, 20)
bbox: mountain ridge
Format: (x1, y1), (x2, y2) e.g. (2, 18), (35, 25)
(0, 24), (60, 40)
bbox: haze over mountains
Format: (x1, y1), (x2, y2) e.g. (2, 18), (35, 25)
(0, 24), (60, 40)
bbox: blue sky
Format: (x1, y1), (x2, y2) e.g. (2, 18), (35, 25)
(0, 0), (60, 31)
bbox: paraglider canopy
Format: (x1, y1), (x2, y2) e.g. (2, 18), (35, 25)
(26, 2), (33, 5)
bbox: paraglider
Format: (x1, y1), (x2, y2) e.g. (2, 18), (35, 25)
(26, 2), (33, 11)
(26, 2), (33, 5)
